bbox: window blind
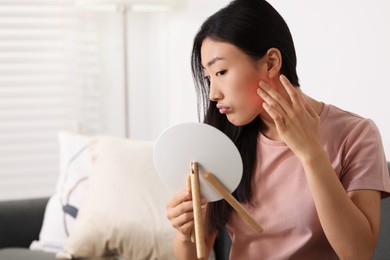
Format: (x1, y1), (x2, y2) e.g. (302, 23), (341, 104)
(0, 0), (102, 200)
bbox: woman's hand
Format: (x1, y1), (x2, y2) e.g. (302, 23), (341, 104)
(166, 190), (206, 242)
(257, 74), (321, 160)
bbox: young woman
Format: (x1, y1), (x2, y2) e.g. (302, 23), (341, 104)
(166, 0), (390, 259)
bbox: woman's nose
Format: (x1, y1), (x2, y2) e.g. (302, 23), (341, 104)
(209, 82), (222, 101)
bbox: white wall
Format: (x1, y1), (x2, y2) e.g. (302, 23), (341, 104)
(98, 12), (128, 137)
(125, 1), (230, 140)
(125, 0), (390, 158)
(271, 0), (390, 158)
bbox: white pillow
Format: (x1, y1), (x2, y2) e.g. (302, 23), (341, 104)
(30, 131), (93, 253)
(56, 136), (176, 259)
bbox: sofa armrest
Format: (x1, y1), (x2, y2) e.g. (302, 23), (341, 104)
(0, 197), (49, 248)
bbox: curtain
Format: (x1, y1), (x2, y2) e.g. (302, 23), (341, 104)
(0, 0), (102, 200)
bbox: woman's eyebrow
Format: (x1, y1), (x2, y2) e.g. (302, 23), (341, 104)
(202, 57), (225, 69)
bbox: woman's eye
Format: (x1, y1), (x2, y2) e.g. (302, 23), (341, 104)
(216, 70), (226, 76)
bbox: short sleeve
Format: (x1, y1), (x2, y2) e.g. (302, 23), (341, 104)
(340, 119), (390, 198)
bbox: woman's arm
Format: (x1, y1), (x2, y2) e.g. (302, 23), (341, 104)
(258, 75), (381, 259)
(301, 149), (380, 259)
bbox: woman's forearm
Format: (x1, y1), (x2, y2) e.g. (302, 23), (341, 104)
(172, 229), (216, 260)
(301, 148), (380, 259)
(172, 231), (198, 260)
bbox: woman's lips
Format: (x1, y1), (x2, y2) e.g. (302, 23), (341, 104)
(216, 104), (230, 114)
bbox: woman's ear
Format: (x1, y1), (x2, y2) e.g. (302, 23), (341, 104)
(265, 48), (282, 79)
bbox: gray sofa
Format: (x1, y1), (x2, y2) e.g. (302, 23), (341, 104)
(1, 163), (389, 260)
(0, 197), (55, 260)
(0, 196), (231, 260)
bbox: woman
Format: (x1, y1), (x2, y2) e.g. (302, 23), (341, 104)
(166, 0), (390, 259)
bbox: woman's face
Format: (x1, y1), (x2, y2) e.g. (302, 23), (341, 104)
(201, 38), (268, 126)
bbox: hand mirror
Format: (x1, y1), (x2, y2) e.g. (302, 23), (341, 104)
(153, 122), (243, 202)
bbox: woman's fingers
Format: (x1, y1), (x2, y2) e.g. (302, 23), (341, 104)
(166, 190), (191, 209)
(258, 80), (291, 115)
(170, 202), (194, 229)
(166, 195), (194, 237)
(302, 95), (318, 118)
(279, 74), (318, 120)
(279, 74), (302, 109)
(166, 191), (193, 222)
(179, 220), (195, 235)
(166, 190), (207, 237)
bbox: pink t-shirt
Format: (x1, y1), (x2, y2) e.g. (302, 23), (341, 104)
(227, 104), (390, 259)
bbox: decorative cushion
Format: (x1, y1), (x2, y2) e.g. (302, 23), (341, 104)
(56, 136), (175, 260)
(30, 131), (93, 252)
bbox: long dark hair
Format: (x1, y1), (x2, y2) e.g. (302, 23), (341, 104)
(191, 0), (300, 233)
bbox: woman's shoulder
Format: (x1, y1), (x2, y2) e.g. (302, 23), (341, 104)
(320, 103), (383, 152)
(321, 103), (378, 132)
(320, 104), (388, 194)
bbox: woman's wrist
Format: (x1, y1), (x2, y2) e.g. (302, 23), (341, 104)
(175, 231), (193, 243)
(298, 144), (328, 168)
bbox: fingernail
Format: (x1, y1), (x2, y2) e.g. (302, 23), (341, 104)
(257, 88), (265, 96)
(280, 74), (288, 81)
(259, 80), (268, 89)
(259, 80), (264, 87)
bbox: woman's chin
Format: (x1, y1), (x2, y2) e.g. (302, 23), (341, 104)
(226, 115), (252, 127)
